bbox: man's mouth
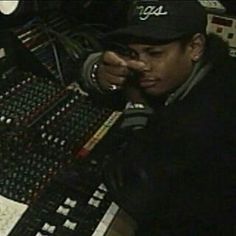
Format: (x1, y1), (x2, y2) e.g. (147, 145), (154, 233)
(139, 78), (158, 88)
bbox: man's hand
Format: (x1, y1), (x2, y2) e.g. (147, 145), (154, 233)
(96, 51), (146, 91)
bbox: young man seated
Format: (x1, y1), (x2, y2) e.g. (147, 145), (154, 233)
(80, 1), (236, 235)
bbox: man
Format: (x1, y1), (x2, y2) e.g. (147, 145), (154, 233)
(80, 0), (235, 235)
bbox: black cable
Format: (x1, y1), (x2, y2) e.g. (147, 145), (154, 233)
(38, 20), (65, 86)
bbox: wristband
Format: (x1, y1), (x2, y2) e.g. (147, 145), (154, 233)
(90, 63), (104, 93)
(91, 63), (99, 83)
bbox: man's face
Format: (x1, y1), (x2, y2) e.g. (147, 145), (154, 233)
(128, 40), (194, 96)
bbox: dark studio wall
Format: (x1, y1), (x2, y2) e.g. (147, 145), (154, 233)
(221, 0), (236, 15)
(1, 0), (236, 31)
(61, 0), (132, 29)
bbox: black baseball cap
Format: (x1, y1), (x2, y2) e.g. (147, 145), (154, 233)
(104, 0), (207, 43)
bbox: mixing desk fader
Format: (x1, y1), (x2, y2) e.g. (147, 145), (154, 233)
(8, 179), (120, 236)
(0, 71), (65, 129)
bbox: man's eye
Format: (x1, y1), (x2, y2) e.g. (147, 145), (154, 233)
(117, 49), (138, 59)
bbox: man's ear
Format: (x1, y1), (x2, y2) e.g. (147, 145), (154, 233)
(189, 33), (206, 62)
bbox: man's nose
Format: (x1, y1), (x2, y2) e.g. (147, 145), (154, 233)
(138, 54), (151, 72)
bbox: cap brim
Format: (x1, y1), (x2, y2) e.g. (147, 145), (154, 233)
(104, 24), (186, 43)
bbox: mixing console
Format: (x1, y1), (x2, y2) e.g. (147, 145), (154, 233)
(0, 80), (124, 236)
(0, 148), (122, 236)
(0, 71), (65, 129)
(8, 176), (119, 236)
(0, 62), (119, 201)
(0, 13), (129, 236)
(33, 91), (113, 154)
(0, 55), (126, 234)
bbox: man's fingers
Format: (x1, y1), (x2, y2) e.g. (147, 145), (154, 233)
(103, 51), (128, 66)
(102, 51), (147, 72)
(126, 59), (147, 72)
(98, 73), (126, 88)
(100, 64), (129, 77)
